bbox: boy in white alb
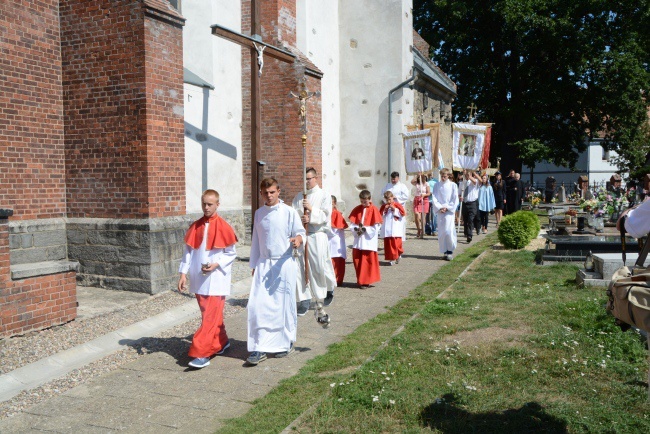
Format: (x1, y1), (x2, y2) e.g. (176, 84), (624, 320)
(246, 178), (306, 365)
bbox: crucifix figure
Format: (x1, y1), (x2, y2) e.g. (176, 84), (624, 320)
(289, 84), (316, 262)
(211, 0), (296, 223)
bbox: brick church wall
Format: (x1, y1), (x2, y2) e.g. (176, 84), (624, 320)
(413, 30), (431, 57)
(0, 2), (78, 338)
(0, 1), (67, 221)
(60, 0), (185, 219)
(1, 210), (76, 338)
(58, 0), (186, 294)
(241, 0), (323, 205)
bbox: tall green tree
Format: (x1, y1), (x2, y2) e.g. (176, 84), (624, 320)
(414, 0), (650, 175)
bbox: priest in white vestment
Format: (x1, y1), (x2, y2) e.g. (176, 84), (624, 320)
(431, 168), (459, 260)
(292, 168), (337, 313)
(247, 178), (305, 365)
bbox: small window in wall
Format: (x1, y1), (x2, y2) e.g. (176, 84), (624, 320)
(602, 146), (610, 161)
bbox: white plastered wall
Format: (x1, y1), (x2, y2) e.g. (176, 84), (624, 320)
(338, 0), (414, 209)
(182, 0), (243, 213)
(296, 0), (342, 201)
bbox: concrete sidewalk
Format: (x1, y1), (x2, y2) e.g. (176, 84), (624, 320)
(0, 227), (487, 433)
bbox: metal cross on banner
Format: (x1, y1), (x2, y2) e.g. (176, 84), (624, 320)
(210, 0), (296, 223)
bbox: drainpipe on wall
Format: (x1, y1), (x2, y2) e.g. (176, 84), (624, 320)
(387, 69), (417, 176)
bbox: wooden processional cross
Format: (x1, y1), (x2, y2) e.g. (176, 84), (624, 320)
(211, 1), (296, 222)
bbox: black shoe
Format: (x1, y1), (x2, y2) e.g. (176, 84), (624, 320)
(467, 237), (472, 243)
(297, 300), (310, 316)
(324, 291), (334, 306)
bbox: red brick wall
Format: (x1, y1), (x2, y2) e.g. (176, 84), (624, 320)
(0, 1), (66, 221)
(0, 216), (76, 338)
(143, 13), (186, 217)
(241, 0), (323, 205)
(60, 0), (185, 218)
(413, 30), (431, 56)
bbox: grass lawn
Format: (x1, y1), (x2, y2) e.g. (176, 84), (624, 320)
(216, 235), (649, 433)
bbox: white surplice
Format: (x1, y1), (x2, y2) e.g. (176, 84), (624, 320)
(431, 180), (459, 254)
(178, 223), (237, 296)
(381, 181), (410, 240)
(292, 186), (337, 302)
(380, 205), (405, 238)
(248, 202), (305, 353)
(328, 227), (347, 259)
(350, 207), (381, 252)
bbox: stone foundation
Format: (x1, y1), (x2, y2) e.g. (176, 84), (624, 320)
(66, 210), (246, 294)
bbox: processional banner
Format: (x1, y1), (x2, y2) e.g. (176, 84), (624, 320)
(452, 123), (488, 170)
(403, 129), (432, 174)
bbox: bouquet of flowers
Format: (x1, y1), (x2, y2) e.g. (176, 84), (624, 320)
(526, 191), (542, 207)
(579, 198), (598, 212)
(594, 187), (630, 217)
(567, 192), (581, 203)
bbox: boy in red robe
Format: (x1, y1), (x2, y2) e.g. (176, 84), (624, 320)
(178, 189), (238, 369)
(379, 190), (406, 264)
(348, 190), (382, 288)
(329, 195), (348, 287)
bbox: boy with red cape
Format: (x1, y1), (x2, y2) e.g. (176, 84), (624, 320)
(348, 190), (382, 288)
(379, 190), (406, 265)
(329, 195), (348, 288)
(178, 189), (238, 369)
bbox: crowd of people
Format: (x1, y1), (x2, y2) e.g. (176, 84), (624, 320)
(174, 167), (534, 369)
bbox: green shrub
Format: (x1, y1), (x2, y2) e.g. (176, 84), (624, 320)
(498, 211), (540, 249)
(518, 210), (541, 239)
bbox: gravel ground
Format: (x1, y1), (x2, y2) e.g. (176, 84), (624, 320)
(0, 260), (251, 420)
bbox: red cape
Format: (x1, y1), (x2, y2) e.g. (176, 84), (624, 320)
(348, 204), (382, 226)
(184, 214), (238, 250)
(331, 208), (349, 229)
(379, 202), (406, 216)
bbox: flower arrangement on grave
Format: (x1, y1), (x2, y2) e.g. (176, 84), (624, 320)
(565, 208), (578, 217)
(567, 192), (581, 203)
(594, 187), (630, 218)
(579, 198), (599, 212)
(526, 190), (542, 207)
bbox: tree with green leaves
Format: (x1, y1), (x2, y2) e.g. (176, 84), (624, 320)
(414, 0), (650, 176)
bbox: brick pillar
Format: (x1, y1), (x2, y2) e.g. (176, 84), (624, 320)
(61, 0), (185, 219)
(60, 0), (187, 293)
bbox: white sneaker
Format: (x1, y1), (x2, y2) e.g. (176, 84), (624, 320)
(188, 357), (210, 369)
(447, 254), (454, 261)
(389, 261), (396, 266)
(396, 256), (401, 264)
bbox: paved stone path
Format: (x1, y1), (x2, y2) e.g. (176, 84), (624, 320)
(0, 226), (488, 433)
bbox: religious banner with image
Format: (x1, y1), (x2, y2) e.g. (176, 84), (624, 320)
(403, 129), (432, 174)
(452, 123), (487, 170)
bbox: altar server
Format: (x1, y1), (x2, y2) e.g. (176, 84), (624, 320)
(431, 168), (459, 260)
(348, 190), (382, 288)
(246, 178), (305, 366)
(178, 189), (238, 369)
